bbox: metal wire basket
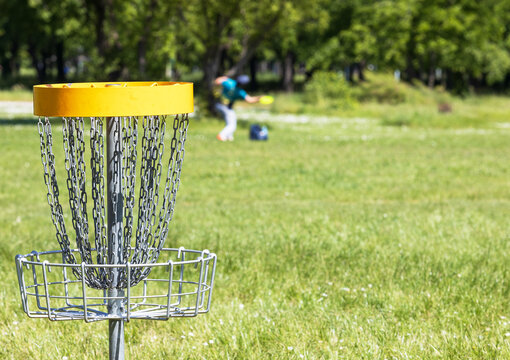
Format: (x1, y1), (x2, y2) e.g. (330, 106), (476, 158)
(16, 248), (216, 322)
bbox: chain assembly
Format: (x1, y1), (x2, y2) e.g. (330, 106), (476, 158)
(38, 117), (76, 266)
(37, 114), (190, 289)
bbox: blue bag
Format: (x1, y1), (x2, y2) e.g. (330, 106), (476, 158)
(249, 124), (268, 141)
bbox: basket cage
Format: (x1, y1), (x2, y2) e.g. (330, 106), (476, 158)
(15, 248), (216, 322)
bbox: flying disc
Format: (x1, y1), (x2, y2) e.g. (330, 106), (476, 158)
(259, 95), (274, 105)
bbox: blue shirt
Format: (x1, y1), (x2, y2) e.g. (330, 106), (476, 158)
(221, 78), (247, 105)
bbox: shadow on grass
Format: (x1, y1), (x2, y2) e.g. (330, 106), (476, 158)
(0, 117), (38, 126)
(0, 117), (73, 127)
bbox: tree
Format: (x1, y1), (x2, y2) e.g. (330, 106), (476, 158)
(179, 0), (287, 110)
(268, 0), (331, 92)
(0, 0), (35, 80)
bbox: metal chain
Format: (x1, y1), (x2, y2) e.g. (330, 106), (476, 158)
(122, 116), (138, 263)
(131, 117), (148, 266)
(128, 116), (167, 284)
(146, 114), (189, 270)
(158, 114), (189, 249)
(75, 118), (92, 258)
(146, 116), (166, 251)
(38, 117), (76, 266)
(63, 118), (82, 247)
(38, 113), (189, 289)
(135, 114), (188, 282)
(108, 116), (123, 288)
(63, 117), (100, 287)
(90, 117), (108, 283)
(129, 116), (154, 282)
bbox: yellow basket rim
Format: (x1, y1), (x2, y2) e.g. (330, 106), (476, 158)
(33, 81), (194, 117)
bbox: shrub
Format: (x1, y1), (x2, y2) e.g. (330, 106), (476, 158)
(304, 71), (356, 109)
(352, 75), (407, 104)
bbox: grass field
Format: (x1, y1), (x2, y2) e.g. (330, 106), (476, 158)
(0, 89), (32, 102)
(1, 95), (510, 359)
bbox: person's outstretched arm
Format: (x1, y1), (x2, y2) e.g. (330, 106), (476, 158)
(214, 76), (229, 85)
(244, 95), (262, 103)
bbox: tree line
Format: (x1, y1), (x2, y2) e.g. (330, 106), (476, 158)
(1, 0), (510, 99)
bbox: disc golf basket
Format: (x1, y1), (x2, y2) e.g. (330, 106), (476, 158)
(14, 82), (217, 359)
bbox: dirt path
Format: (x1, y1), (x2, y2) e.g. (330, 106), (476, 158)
(237, 108), (371, 124)
(0, 101), (33, 116)
(0, 101), (372, 126)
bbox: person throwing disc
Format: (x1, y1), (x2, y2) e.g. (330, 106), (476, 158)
(214, 75), (262, 141)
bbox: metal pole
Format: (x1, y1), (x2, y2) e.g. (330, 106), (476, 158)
(108, 288), (125, 360)
(107, 115), (125, 360)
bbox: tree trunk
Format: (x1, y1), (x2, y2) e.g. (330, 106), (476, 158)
(202, 46), (224, 112)
(348, 62), (365, 82)
(91, 0), (107, 57)
(137, 0), (158, 77)
(137, 40), (147, 77)
(404, 14), (418, 83)
(358, 60), (366, 81)
(249, 57), (258, 90)
(427, 52), (436, 88)
(28, 46), (47, 83)
(405, 56), (416, 82)
(87, 0), (126, 80)
(282, 51), (295, 92)
(225, 5), (284, 78)
(305, 69), (315, 82)
(345, 65), (352, 82)
(226, 35), (256, 78)
(427, 67), (435, 88)
(1, 58), (11, 78)
(441, 69), (447, 88)
(56, 41), (66, 82)
(6, 41), (20, 78)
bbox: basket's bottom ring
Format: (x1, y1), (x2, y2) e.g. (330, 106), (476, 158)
(15, 248), (217, 322)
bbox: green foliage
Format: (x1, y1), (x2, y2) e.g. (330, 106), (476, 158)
(264, 73), (510, 131)
(347, 72), (451, 105)
(304, 71), (356, 109)
(353, 74), (407, 104)
(482, 43), (510, 85)
(271, 71), (455, 115)
(2, 0), (510, 94)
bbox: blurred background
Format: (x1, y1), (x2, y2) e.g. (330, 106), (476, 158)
(1, 0), (510, 108)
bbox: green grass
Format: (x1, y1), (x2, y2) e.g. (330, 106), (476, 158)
(1, 97), (510, 359)
(0, 89), (32, 101)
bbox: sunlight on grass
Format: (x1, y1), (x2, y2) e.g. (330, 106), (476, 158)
(0, 90), (32, 102)
(1, 100), (510, 358)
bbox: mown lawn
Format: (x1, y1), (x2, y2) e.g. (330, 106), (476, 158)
(0, 89), (32, 102)
(1, 100), (510, 359)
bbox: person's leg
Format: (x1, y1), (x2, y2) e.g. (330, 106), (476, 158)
(222, 108), (237, 140)
(215, 103), (229, 141)
(218, 106), (237, 141)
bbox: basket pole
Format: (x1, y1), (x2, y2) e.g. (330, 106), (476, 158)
(108, 288), (125, 360)
(107, 115), (125, 360)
